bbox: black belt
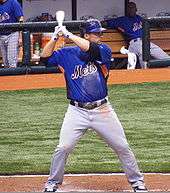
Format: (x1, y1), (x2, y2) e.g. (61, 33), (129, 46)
(70, 98), (107, 110)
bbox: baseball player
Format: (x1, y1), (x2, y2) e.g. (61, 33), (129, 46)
(106, 1), (170, 69)
(0, 0), (24, 68)
(41, 19), (147, 192)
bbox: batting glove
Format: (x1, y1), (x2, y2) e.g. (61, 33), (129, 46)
(60, 26), (74, 39)
(51, 26), (62, 41)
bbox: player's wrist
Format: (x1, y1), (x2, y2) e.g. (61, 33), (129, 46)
(51, 34), (59, 41)
(64, 32), (74, 39)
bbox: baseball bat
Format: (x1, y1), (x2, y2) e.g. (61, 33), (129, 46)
(56, 10), (65, 37)
(56, 10), (65, 27)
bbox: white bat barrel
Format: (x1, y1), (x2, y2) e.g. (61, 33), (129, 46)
(56, 11), (65, 27)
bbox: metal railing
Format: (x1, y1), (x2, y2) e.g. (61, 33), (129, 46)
(0, 21), (83, 67)
(142, 17), (170, 68)
(0, 18), (170, 75)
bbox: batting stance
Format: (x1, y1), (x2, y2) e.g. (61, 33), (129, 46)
(41, 19), (147, 192)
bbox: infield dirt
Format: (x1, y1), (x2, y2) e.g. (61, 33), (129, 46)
(0, 173), (169, 192)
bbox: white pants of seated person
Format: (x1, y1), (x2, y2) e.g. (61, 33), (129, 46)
(0, 32), (19, 68)
(47, 102), (144, 185)
(129, 39), (170, 69)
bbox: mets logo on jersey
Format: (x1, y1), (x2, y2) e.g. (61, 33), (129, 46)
(71, 62), (97, 80)
(0, 12), (10, 22)
(133, 21), (142, 32)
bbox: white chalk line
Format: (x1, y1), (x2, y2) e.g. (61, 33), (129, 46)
(57, 189), (170, 192)
(0, 173), (169, 178)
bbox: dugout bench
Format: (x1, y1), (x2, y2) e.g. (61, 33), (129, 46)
(0, 29), (170, 68)
(64, 28), (170, 69)
(101, 29), (170, 58)
(101, 29), (170, 57)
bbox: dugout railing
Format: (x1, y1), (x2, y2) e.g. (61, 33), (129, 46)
(142, 16), (170, 68)
(0, 19), (170, 75)
(0, 21), (83, 76)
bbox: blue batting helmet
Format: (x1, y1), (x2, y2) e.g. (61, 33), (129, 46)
(80, 19), (106, 36)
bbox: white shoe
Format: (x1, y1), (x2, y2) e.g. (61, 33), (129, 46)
(44, 181), (58, 192)
(133, 185), (148, 192)
(132, 181), (148, 192)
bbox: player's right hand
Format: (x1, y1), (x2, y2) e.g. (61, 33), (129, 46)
(52, 26), (63, 41)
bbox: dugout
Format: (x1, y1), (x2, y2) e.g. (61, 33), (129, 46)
(142, 17), (170, 68)
(0, 0), (170, 75)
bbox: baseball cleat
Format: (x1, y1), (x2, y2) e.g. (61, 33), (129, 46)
(44, 187), (58, 192)
(133, 185), (148, 192)
(44, 182), (58, 192)
(132, 180), (148, 192)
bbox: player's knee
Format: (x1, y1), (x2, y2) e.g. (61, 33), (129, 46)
(113, 142), (131, 154)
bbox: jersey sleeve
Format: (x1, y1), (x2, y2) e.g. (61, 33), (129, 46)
(88, 42), (101, 61)
(106, 18), (118, 29)
(106, 17), (124, 29)
(99, 44), (112, 69)
(87, 42), (112, 69)
(45, 50), (61, 67)
(12, 0), (24, 18)
(45, 47), (71, 69)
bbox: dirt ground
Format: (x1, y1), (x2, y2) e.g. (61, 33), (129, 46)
(0, 68), (170, 91)
(0, 174), (169, 192)
(0, 68), (170, 192)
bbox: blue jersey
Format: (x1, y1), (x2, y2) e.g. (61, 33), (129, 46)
(107, 15), (143, 41)
(46, 43), (112, 103)
(0, 0), (23, 35)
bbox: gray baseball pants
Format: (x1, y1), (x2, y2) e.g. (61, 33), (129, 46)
(46, 101), (144, 186)
(129, 38), (170, 69)
(0, 31), (19, 68)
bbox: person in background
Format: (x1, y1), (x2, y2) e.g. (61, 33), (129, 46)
(106, 1), (170, 69)
(0, 0), (24, 68)
(41, 19), (148, 192)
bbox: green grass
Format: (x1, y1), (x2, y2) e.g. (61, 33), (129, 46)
(0, 82), (169, 175)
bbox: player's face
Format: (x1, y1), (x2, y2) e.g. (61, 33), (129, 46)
(85, 32), (103, 43)
(127, 2), (137, 17)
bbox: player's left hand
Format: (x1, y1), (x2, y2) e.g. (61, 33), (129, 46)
(60, 26), (73, 39)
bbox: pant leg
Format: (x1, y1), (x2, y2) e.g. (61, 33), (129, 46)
(129, 40), (147, 69)
(91, 102), (144, 183)
(0, 36), (8, 67)
(47, 105), (89, 185)
(150, 42), (170, 59)
(7, 32), (19, 68)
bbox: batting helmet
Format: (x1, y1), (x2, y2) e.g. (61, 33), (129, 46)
(80, 19), (106, 37)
